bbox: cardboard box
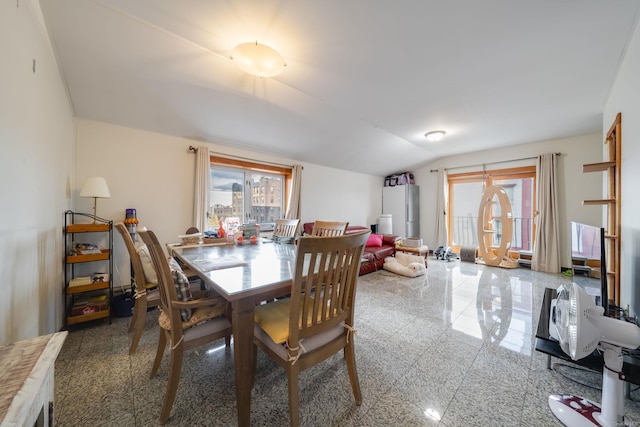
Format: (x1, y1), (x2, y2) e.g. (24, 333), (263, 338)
(402, 238), (423, 248)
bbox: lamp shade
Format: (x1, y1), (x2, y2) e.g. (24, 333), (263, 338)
(80, 177), (111, 199)
(231, 42), (286, 77)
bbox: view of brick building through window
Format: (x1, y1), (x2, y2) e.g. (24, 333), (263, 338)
(208, 166), (285, 233)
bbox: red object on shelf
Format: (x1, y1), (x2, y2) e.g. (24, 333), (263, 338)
(218, 221), (225, 238)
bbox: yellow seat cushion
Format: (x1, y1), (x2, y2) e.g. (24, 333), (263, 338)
(158, 303), (226, 330)
(254, 297), (333, 344)
(254, 299), (291, 344)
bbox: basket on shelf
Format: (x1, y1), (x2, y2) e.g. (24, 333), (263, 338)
(203, 237), (227, 245)
(179, 233), (201, 245)
(402, 237), (423, 248)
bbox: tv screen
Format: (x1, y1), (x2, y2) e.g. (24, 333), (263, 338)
(570, 221), (608, 317)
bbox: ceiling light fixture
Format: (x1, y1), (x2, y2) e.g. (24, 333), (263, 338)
(231, 42), (286, 78)
(425, 130), (446, 142)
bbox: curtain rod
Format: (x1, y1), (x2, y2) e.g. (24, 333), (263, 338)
(430, 152), (560, 172)
(188, 145), (298, 169)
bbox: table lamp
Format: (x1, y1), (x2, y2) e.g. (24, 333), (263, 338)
(79, 176), (111, 222)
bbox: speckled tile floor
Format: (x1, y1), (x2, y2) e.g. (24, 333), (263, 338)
(55, 259), (640, 426)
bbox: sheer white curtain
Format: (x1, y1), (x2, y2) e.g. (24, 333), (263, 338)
(193, 145), (210, 233)
(532, 153), (560, 273)
(285, 164), (303, 221)
(434, 169), (448, 247)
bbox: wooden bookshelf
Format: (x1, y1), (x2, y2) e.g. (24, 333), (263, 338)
(582, 113), (621, 305)
(63, 211), (113, 326)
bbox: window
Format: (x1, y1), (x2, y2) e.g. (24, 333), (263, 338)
(448, 166), (536, 255)
(208, 156), (291, 233)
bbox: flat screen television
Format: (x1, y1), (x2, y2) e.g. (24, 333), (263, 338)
(570, 221), (608, 317)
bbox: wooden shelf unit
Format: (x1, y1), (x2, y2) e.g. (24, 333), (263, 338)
(65, 249), (110, 264)
(582, 161), (616, 173)
(582, 113), (621, 305)
(66, 281), (110, 295)
(66, 308), (110, 325)
(63, 211), (113, 326)
(582, 199), (616, 206)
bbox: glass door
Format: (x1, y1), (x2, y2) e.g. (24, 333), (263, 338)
(448, 167), (535, 256)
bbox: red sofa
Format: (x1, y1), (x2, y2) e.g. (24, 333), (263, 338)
(302, 223), (400, 275)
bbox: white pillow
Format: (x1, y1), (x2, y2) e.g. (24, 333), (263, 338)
(136, 244), (158, 284)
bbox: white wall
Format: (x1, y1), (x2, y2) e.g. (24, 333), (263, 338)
(75, 119), (383, 292)
(0, 0), (74, 344)
(413, 133), (604, 268)
(604, 18), (640, 316)
(300, 163), (381, 228)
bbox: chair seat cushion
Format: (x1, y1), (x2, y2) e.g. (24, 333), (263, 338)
(254, 320), (346, 361)
(254, 299), (291, 344)
(254, 297), (338, 344)
(184, 315), (232, 342)
(158, 303), (226, 330)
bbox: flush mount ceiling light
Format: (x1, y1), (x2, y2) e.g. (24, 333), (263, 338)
(231, 42), (286, 78)
(425, 130), (446, 142)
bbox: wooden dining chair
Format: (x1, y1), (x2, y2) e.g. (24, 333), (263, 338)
(253, 230), (370, 426)
(115, 222), (161, 354)
(273, 218), (300, 239)
(138, 229), (233, 425)
(173, 226), (207, 289)
(310, 220), (349, 237)
(184, 226), (199, 235)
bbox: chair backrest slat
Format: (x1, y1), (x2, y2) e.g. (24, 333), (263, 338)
(310, 220), (349, 237)
(289, 230), (369, 344)
(115, 223), (147, 295)
(138, 230), (181, 329)
(273, 218), (300, 238)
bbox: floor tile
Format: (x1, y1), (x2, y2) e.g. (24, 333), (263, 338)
(53, 258), (640, 426)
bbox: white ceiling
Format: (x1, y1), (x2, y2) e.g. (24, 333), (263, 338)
(40, 0), (640, 176)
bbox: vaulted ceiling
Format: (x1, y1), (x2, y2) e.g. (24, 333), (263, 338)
(40, 0), (640, 176)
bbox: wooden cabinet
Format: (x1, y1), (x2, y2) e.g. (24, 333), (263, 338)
(582, 112), (621, 305)
(63, 210), (113, 326)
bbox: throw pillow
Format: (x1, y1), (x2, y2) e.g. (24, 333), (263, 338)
(171, 269), (194, 321)
(136, 244), (158, 284)
(365, 234), (383, 247)
(167, 256), (183, 272)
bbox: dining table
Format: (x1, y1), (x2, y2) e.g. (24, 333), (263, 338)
(170, 240), (298, 427)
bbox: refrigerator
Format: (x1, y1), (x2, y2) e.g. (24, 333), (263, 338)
(382, 184), (420, 238)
